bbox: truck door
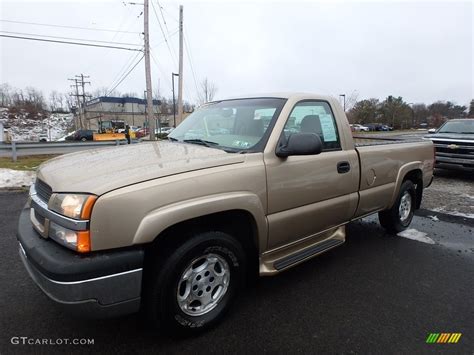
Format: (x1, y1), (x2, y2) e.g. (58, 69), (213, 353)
(264, 100), (359, 250)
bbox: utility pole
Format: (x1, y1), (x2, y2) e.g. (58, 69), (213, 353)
(143, 0), (156, 140)
(69, 78), (84, 129)
(77, 74), (91, 129)
(177, 5), (184, 125)
(69, 75), (91, 130)
(172, 72), (179, 127)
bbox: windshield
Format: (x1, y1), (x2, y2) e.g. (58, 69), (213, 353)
(169, 98), (286, 152)
(437, 120), (474, 134)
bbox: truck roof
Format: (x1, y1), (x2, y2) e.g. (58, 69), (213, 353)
(215, 92), (334, 101)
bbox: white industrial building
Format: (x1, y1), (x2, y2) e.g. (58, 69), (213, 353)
(83, 96), (167, 130)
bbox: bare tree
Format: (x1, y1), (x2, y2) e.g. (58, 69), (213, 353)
(92, 87), (120, 98)
(198, 78), (217, 104)
(58, 93), (66, 111)
(0, 83), (12, 106)
(12, 88), (24, 106)
(64, 93), (76, 112)
(122, 92), (138, 98)
(49, 90), (61, 112)
(345, 90), (359, 112)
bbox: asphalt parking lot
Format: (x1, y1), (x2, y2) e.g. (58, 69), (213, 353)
(0, 189), (473, 354)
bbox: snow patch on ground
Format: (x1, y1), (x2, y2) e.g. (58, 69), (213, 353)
(397, 229), (436, 244)
(0, 169), (36, 188)
(427, 215), (439, 221)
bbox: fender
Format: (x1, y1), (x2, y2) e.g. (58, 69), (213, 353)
(132, 192), (268, 252)
(388, 161), (423, 208)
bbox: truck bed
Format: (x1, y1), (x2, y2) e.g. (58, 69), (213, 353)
(353, 135), (421, 147)
(353, 138), (434, 219)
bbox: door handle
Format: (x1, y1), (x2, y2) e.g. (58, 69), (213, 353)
(337, 161), (351, 174)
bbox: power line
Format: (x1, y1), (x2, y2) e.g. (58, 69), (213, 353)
(157, 1), (179, 64)
(107, 51), (143, 93)
(110, 7), (136, 43)
(156, 0), (169, 27)
(110, 4), (143, 43)
(184, 34), (200, 97)
(0, 30), (142, 47)
(0, 19), (141, 34)
(0, 34), (143, 52)
(150, 48), (193, 101)
(151, 28), (178, 49)
(160, 5), (179, 23)
(150, 0), (178, 67)
(157, 0), (177, 48)
(150, 50), (173, 92)
(106, 54), (145, 96)
(151, 48), (193, 102)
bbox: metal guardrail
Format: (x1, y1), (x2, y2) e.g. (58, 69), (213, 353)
(0, 140), (134, 161)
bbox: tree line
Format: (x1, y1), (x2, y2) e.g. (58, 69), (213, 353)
(347, 95), (473, 129)
(0, 78), (219, 119)
(0, 83), (73, 115)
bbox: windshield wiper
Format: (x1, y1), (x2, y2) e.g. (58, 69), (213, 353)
(168, 137), (178, 141)
(183, 139), (219, 147)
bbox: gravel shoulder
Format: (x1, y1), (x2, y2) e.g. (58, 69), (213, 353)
(422, 169), (474, 218)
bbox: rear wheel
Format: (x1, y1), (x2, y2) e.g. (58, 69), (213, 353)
(379, 180), (416, 233)
(145, 231), (246, 335)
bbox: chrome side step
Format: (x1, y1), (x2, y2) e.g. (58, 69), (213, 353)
(273, 238), (344, 271)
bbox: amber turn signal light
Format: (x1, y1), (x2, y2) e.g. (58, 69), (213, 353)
(81, 196), (97, 220)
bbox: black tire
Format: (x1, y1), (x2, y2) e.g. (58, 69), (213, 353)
(145, 231), (246, 335)
(379, 180), (416, 233)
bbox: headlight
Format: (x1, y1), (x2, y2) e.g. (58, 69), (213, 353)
(49, 221), (91, 252)
(49, 194), (97, 220)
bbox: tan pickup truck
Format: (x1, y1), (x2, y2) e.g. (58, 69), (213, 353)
(18, 93), (434, 334)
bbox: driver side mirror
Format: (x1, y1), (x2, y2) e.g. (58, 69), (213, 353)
(276, 133), (323, 158)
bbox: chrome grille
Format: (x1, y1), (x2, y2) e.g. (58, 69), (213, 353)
(34, 209), (46, 225)
(35, 179), (53, 203)
(432, 139), (474, 168)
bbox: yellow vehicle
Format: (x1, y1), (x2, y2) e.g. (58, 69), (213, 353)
(93, 120), (135, 141)
(93, 132), (126, 141)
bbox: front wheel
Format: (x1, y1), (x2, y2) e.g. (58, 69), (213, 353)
(379, 180), (416, 233)
(145, 231), (246, 335)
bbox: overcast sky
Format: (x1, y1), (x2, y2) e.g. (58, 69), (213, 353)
(0, 0), (472, 106)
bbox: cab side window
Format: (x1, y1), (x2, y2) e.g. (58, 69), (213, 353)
(283, 101), (341, 151)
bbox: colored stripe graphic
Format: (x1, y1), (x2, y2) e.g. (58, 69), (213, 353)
(438, 333), (449, 343)
(426, 333), (439, 343)
(426, 333), (462, 344)
(450, 333), (462, 343)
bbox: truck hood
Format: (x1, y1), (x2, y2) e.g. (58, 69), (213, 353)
(427, 133), (474, 141)
(37, 141), (245, 195)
